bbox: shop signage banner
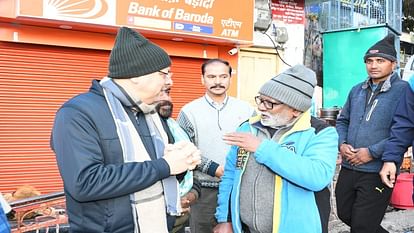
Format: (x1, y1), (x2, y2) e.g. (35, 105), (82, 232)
(18, 0), (253, 42)
(271, 0), (305, 24)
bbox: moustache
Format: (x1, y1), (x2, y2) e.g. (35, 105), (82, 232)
(158, 100), (172, 107)
(210, 85), (225, 89)
(259, 111), (272, 118)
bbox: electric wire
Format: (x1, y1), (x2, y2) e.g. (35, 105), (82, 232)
(263, 32), (291, 67)
(259, 0), (291, 67)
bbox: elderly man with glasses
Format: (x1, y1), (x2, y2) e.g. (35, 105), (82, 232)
(213, 64), (338, 233)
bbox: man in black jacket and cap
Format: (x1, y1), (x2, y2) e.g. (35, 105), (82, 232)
(51, 27), (201, 233)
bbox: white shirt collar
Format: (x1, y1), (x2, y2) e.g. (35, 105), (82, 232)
(204, 94), (228, 110)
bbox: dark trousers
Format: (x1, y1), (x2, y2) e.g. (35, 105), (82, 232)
(335, 167), (393, 233)
(315, 187), (331, 233)
(189, 187), (218, 233)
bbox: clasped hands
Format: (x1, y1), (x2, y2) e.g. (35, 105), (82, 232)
(163, 141), (201, 175)
(341, 144), (397, 188)
(340, 143), (372, 166)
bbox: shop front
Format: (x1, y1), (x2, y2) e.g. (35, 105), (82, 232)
(0, 0), (253, 193)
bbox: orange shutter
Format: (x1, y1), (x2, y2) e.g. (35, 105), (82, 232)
(0, 41), (205, 194)
(170, 58), (205, 118)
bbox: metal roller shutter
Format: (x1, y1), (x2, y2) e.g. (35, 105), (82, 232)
(0, 41), (204, 194)
(170, 58), (205, 117)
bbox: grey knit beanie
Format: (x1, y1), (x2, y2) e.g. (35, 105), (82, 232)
(108, 27), (171, 78)
(259, 64), (316, 112)
(363, 34), (396, 62)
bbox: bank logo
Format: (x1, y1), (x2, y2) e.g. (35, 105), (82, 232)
(43, 0), (112, 22)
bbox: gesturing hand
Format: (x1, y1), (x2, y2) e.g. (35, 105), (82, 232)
(222, 132), (262, 153)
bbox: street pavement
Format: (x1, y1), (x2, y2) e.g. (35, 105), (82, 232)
(329, 208), (414, 233)
(328, 163), (414, 233)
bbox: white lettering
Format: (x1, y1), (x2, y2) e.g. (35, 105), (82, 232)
(175, 9), (214, 24)
(221, 29), (239, 37)
(161, 8), (175, 18)
(175, 23), (184, 30)
(221, 18), (243, 29)
(192, 25), (201, 32)
(128, 2), (160, 17)
(184, 0), (215, 9)
(128, 2), (139, 14)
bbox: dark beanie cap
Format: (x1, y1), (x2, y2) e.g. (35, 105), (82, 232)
(363, 34), (396, 62)
(259, 64), (316, 112)
(108, 27), (171, 78)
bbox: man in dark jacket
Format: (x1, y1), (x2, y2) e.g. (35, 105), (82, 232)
(335, 34), (409, 233)
(380, 75), (414, 194)
(50, 27), (200, 233)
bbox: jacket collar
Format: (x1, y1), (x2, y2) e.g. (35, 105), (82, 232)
(362, 72), (399, 92)
(90, 79), (104, 96)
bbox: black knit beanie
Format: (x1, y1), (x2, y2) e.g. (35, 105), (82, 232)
(364, 34), (396, 62)
(108, 27), (171, 78)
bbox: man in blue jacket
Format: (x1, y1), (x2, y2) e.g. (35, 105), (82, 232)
(380, 75), (414, 198)
(335, 34), (409, 233)
(213, 65), (338, 233)
(50, 27), (200, 233)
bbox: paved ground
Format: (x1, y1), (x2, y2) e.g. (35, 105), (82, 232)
(329, 208), (414, 233)
(328, 164), (414, 233)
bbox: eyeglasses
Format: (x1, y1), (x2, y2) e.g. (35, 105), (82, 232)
(254, 96), (283, 110)
(161, 87), (171, 95)
(158, 70), (173, 79)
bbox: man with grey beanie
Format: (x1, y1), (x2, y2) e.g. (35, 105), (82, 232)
(51, 27), (200, 233)
(213, 64), (338, 233)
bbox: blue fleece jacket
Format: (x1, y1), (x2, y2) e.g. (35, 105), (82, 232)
(336, 72), (409, 173)
(215, 111), (338, 233)
(382, 76), (414, 165)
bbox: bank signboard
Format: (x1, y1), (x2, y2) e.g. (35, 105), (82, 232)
(18, 0), (253, 43)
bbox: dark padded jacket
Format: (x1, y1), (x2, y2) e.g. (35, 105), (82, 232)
(336, 73), (408, 173)
(383, 77), (414, 166)
(51, 80), (171, 233)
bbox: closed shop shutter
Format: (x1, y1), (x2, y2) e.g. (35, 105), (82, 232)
(0, 41), (204, 194)
(170, 58), (205, 117)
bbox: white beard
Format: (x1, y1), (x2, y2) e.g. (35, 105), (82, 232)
(260, 111), (292, 128)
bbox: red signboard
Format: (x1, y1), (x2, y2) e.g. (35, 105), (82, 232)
(271, 0), (305, 24)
